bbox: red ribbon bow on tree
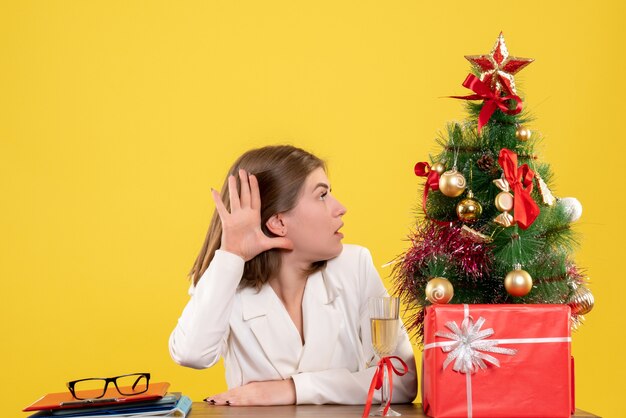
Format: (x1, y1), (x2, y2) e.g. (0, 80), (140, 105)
(498, 148), (540, 229)
(414, 162), (440, 214)
(450, 74), (523, 134)
(361, 356), (409, 418)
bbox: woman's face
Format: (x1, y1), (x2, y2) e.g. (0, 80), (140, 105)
(281, 167), (347, 262)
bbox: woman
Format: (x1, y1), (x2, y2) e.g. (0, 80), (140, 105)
(169, 145), (417, 406)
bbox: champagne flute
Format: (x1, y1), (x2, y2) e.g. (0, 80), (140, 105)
(369, 296), (401, 417)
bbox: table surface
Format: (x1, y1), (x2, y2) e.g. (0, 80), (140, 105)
(188, 402), (600, 417)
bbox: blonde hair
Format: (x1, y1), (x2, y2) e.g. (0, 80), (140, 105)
(189, 145), (327, 288)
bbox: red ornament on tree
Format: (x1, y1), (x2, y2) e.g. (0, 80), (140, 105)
(498, 148), (540, 230)
(465, 32), (534, 95)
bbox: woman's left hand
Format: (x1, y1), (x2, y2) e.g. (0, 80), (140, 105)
(205, 379), (296, 406)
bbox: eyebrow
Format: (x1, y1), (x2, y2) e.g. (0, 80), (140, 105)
(313, 182), (331, 192)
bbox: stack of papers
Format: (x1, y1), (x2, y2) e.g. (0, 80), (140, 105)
(23, 383), (192, 417)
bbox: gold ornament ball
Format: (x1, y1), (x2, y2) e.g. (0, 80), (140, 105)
(494, 191), (514, 212)
(456, 195), (483, 223)
(516, 125), (532, 142)
(425, 277), (454, 304)
(438, 169), (467, 197)
(504, 268), (533, 297)
(431, 162), (446, 175)
(568, 286), (594, 315)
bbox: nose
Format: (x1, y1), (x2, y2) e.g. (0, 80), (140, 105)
(333, 196), (347, 217)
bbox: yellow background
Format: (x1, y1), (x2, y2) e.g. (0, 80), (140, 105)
(2, 1), (623, 416)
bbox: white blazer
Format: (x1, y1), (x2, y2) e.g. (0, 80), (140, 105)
(169, 244), (417, 405)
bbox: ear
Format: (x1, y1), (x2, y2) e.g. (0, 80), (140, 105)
(266, 214), (287, 236)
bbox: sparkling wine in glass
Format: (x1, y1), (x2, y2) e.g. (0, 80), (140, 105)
(369, 296), (401, 417)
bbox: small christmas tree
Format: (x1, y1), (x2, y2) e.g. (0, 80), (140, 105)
(394, 33), (594, 344)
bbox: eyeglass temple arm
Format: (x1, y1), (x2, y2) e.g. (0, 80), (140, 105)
(131, 375), (144, 391)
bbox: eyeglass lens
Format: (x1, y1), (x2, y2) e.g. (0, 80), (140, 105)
(115, 374), (149, 395)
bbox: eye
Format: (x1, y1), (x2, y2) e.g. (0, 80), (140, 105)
(319, 191), (328, 200)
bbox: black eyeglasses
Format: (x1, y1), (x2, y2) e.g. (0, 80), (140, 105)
(67, 373), (150, 400)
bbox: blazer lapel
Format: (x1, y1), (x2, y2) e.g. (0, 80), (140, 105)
(297, 270), (342, 372)
(241, 285), (303, 379)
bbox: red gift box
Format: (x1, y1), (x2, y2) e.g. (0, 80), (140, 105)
(422, 304), (572, 418)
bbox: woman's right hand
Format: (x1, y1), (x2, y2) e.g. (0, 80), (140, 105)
(211, 169), (293, 262)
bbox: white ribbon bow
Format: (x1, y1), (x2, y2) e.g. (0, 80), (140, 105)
(435, 316), (517, 374)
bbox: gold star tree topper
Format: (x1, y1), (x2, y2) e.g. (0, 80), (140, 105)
(465, 32), (534, 95)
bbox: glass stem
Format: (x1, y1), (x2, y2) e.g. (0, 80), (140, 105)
(381, 364), (389, 410)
